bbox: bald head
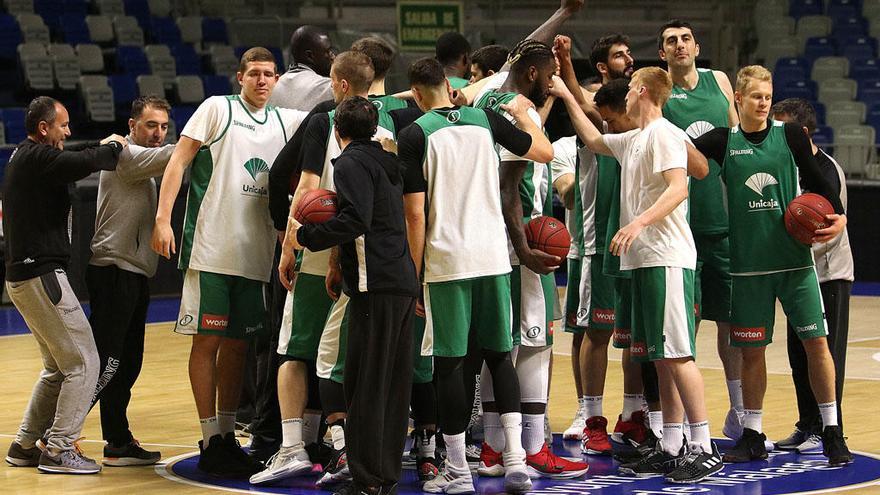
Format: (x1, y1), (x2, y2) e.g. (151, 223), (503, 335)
(289, 25), (335, 77)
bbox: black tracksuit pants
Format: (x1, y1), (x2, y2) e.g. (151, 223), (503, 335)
(786, 279), (851, 432)
(86, 264), (150, 447)
(345, 292), (415, 489)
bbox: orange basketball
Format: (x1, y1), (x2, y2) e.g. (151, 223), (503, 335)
(294, 189), (338, 224)
(525, 215), (571, 263)
(784, 193), (834, 245)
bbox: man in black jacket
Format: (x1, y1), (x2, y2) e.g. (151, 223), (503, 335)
(3, 97), (126, 474)
(286, 96), (418, 495)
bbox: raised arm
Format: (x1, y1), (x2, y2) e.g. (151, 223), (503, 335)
(501, 0), (584, 72)
(44, 135), (126, 183)
(116, 143), (175, 183)
(549, 75), (612, 155)
(713, 70), (739, 127)
(150, 136), (201, 259)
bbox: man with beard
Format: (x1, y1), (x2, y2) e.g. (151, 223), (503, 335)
(474, 39), (589, 480)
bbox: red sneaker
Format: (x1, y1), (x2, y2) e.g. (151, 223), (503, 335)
(477, 442), (504, 477)
(613, 410), (649, 446)
(582, 416), (612, 455)
(525, 443), (589, 479)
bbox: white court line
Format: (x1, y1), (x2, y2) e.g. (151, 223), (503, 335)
(0, 433), (195, 450)
(156, 451), (261, 494)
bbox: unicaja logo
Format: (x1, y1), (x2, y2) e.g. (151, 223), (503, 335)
(244, 157), (269, 181)
(745, 172), (778, 197)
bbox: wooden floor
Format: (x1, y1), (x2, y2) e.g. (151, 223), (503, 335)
(1, 296), (879, 494)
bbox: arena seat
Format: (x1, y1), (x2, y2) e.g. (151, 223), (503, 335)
(811, 56), (849, 82)
(818, 77), (858, 104)
(826, 101), (866, 129)
(76, 42), (105, 73)
(136, 73), (164, 97)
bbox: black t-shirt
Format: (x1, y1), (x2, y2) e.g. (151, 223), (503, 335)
(397, 106), (533, 194)
(693, 121), (844, 214)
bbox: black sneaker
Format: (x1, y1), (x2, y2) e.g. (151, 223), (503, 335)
(318, 447), (351, 486)
(614, 429), (659, 463)
(103, 440), (161, 466)
(306, 441), (334, 468)
(822, 426), (853, 466)
(332, 482), (377, 495)
(6, 441), (42, 467)
(722, 428), (768, 463)
(665, 442), (724, 483)
(221, 432), (263, 475)
(618, 443), (684, 477)
(198, 434), (256, 478)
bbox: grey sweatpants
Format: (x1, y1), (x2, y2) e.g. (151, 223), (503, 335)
(7, 269), (99, 452)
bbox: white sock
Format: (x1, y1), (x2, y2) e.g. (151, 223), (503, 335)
(522, 413), (545, 455)
(217, 410), (236, 436)
(443, 433), (467, 470)
(661, 423), (684, 455)
(622, 394), (643, 422)
(818, 402), (838, 427)
(281, 418), (304, 448)
(417, 431), (436, 458)
(649, 411), (664, 437)
(303, 413), (321, 445)
(483, 411), (505, 452)
(727, 380), (744, 411)
(200, 416), (220, 443)
(330, 424), (345, 450)
(584, 395), (603, 419)
(743, 409), (763, 433)
(576, 396), (587, 417)
(688, 421), (711, 453)
(500, 412), (525, 456)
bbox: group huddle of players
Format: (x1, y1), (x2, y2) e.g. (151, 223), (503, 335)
(142, 0), (855, 492)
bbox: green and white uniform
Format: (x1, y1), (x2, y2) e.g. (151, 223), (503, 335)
(603, 119), (696, 362)
(600, 154), (634, 349)
(175, 95), (306, 338)
(551, 137), (617, 334)
(280, 100), (396, 363)
(476, 91), (556, 347)
(663, 68), (732, 322)
(404, 107), (517, 358)
(722, 121), (826, 346)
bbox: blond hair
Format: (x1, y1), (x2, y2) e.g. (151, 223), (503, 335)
(736, 65), (772, 93)
(631, 67), (673, 107)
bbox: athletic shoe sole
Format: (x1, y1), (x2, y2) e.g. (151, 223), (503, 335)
(526, 465), (589, 479)
(582, 447), (612, 455)
(103, 456), (160, 467)
(504, 469), (533, 493)
(477, 464), (504, 477)
(249, 462), (313, 485)
(617, 465), (665, 478)
(6, 455), (39, 467)
(422, 478), (476, 494)
(665, 464), (723, 484)
(37, 464), (101, 474)
(317, 466), (352, 486)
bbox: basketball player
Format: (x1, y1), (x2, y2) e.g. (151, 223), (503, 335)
(572, 67), (723, 483)
(658, 20), (745, 440)
(474, 38), (589, 479)
(771, 98), (853, 454)
(151, 47), (308, 478)
(398, 57), (553, 494)
(691, 66), (852, 467)
(556, 34), (648, 456)
(435, 32), (471, 89)
(470, 45), (509, 84)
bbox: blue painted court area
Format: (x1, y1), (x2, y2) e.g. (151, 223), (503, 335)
(162, 435), (880, 494)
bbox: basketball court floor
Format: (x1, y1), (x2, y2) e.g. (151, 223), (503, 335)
(1, 293), (878, 494)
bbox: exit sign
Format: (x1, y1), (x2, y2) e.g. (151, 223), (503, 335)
(398, 1), (463, 51)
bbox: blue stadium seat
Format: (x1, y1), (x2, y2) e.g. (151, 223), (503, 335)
(831, 16), (868, 37)
(0, 15), (24, 60)
(827, 3), (859, 20)
(151, 17), (181, 45)
(774, 67), (809, 90)
(1, 108), (27, 144)
(61, 14), (90, 45)
(776, 57), (812, 73)
(123, 0), (151, 29)
(789, 0), (823, 19)
(171, 105), (195, 131)
(850, 58), (880, 80)
(859, 78), (880, 107)
(201, 17), (228, 44)
(202, 74), (230, 96)
(813, 125), (834, 149)
(777, 80), (818, 100)
(34, 0), (63, 30)
(840, 37), (877, 61)
(117, 45), (150, 76)
(170, 43), (201, 75)
(110, 74), (137, 117)
(866, 111), (880, 143)
(814, 101), (827, 125)
(804, 37), (838, 62)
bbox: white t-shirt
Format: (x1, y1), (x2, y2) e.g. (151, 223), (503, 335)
(180, 95), (307, 282)
(602, 118), (695, 271)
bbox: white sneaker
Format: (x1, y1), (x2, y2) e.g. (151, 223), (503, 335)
(502, 450), (532, 493)
(422, 462), (475, 494)
(796, 434), (823, 454)
(249, 445), (312, 485)
(723, 408), (744, 440)
(563, 402), (586, 440)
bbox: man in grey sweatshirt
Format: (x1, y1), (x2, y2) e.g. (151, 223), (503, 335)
(87, 96), (175, 466)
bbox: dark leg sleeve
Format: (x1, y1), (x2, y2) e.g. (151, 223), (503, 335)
(320, 378), (347, 416)
(482, 349), (520, 415)
(821, 280), (851, 429)
(411, 382), (437, 427)
(641, 362), (660, 404)
(435, 356), (469, 435)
